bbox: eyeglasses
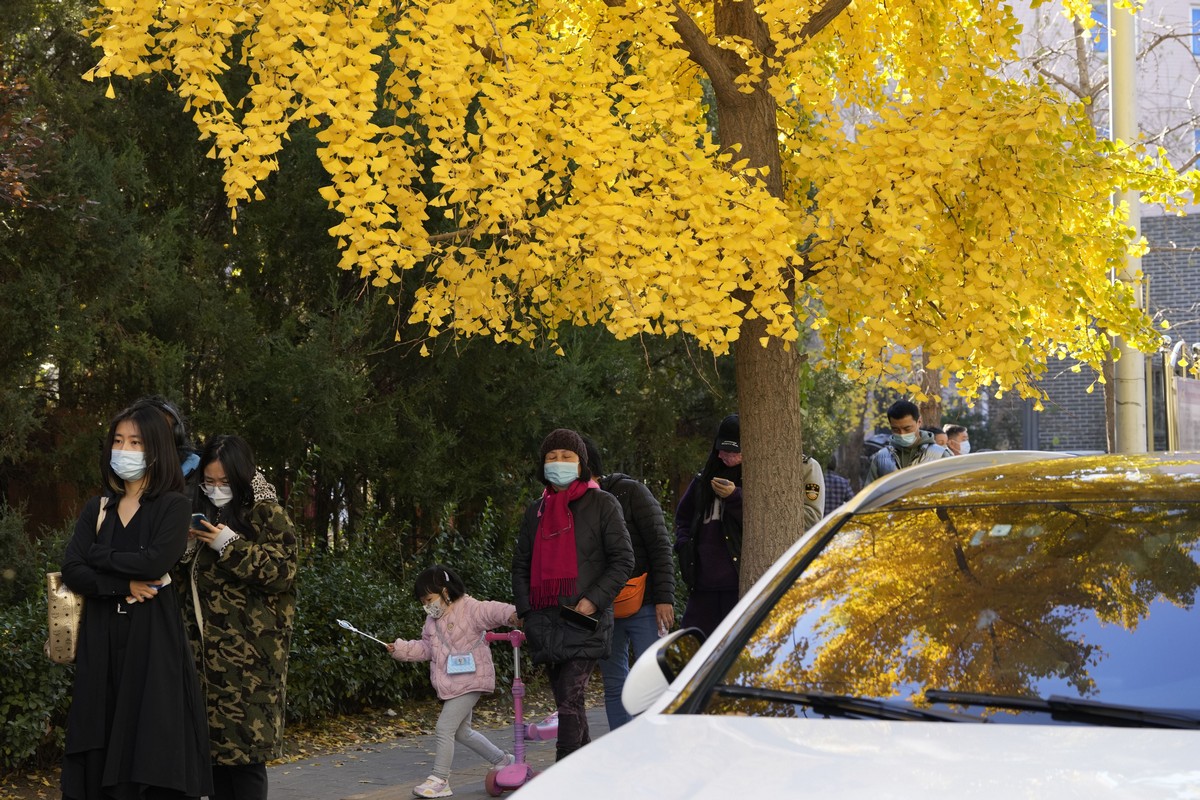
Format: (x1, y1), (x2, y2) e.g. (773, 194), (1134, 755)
(201, 479), (230, 489)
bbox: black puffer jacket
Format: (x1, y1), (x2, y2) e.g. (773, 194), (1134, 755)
(599, 473), (675, 608)
(512, 487), (634, 664)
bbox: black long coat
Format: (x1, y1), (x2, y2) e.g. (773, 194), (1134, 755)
(60, 493), (212, 799)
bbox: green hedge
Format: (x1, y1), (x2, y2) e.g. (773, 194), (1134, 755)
(286, 545), (428, 721)
(0, 595), (74, 772)
(1, 499), (524, 774)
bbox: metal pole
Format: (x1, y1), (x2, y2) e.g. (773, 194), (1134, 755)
(1110, 0), (1147, 453)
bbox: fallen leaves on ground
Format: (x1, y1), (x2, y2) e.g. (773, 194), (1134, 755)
(2, 671), (586, 799)
(271, 671), (566, 765)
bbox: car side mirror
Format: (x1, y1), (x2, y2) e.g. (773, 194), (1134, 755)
(620, 627), (706, 716)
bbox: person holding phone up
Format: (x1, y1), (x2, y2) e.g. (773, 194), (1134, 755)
(179, 435), (297, 800)
(512, 428), (633, 763)
(674, 414), (747, 638)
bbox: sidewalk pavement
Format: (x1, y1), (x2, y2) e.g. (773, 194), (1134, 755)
(269, 707), (610, 800)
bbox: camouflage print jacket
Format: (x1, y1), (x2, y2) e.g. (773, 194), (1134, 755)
(178, 474), (298, 765)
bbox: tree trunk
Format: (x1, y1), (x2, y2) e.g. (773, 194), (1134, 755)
(919, 350), (942, 427)
(711, 0), (803, 593)
(735, 323), (807, 592)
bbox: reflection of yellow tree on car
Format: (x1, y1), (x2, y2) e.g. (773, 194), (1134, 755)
(724, 464), (1200, 709)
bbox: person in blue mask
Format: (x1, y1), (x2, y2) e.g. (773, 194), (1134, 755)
(59, 403), (212, 800)
(866, 400), (950, 482)
(511, 428), (633, 762)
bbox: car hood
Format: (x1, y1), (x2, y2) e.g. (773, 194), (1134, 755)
(516, 715), (1200, 799)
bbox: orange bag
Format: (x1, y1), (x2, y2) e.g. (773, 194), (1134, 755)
(613, 572), (648, 618)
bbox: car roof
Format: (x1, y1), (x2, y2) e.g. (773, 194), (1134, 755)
(843, 451), (1200, 513)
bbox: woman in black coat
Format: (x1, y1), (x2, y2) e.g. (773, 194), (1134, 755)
(60, 404), (212, 800)
(512, 428), (633, 762)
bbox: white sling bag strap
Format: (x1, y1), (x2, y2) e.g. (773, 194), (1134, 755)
(189, 551), (205, 638)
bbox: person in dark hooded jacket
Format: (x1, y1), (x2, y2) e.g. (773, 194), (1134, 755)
(582, 436), (676, 731)
(673, 414), (744, 637)
(512, 428), (633, 762)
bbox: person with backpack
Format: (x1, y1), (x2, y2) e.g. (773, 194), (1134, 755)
(582, 437), (676, 731)
(866, 400), (951, 482)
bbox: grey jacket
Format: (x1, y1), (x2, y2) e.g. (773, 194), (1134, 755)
(867, 431), (950, 483)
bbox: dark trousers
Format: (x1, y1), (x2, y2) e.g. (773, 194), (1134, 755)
(547, 659), (597, 761)
(681, 588), (738, 638)
(210, 763), (268, 800)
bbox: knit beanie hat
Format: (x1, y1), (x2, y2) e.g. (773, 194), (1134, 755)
(538, 428), (590, 482)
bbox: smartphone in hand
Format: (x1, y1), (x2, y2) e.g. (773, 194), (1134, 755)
(191, 513), (209, 529)
(559, 604), (599, 631)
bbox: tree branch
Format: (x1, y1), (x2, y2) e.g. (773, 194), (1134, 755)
(1033, 61), (1084, 99)
(664, 2), (740, 101)
(603, 0), (853, 107)
(795, 0), (854, 44)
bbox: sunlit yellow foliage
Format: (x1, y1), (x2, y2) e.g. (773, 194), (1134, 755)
(84, 0), (1199, 399)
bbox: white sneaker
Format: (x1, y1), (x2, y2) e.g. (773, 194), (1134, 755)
(413, 775), (452, 798)
(494, 753), (516, 768)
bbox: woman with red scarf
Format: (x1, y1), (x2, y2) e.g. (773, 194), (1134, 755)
(512, 428), (634, 761)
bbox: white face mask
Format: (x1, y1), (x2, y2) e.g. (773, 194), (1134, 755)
(203, 484), (234, 507)
(423, 598), (447, 619)
(959, 441), (971, 455)
(110, 450), (147, 481)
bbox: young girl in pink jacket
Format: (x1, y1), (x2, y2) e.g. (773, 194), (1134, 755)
(389, 564), (519, 798)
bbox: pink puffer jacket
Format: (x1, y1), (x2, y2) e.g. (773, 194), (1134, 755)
(390, 595), (516, 700)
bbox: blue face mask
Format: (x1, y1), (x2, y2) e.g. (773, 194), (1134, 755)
(110, 450), (147, 481)
(891, 432), (918, 448)
(544, 462), (579, 488)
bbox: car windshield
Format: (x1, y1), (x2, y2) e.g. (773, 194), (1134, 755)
(708, 500), (1200, 723)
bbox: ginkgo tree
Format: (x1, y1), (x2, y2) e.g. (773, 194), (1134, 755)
(83, 0), (1199, 589)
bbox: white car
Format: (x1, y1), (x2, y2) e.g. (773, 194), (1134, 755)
(515, 452), (1200, 799)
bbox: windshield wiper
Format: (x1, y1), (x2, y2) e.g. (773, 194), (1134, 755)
(924, 689), (1200, 729)
(714, 684), (975, 722)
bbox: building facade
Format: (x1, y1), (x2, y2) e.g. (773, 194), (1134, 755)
(1009, 0), (1200, 176)
(1002, 1), (1200, 450)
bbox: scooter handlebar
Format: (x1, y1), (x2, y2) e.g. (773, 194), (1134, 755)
(486, 629), (526, 647)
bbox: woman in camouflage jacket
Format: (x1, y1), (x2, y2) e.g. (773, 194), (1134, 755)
(180, 435), (298, 800)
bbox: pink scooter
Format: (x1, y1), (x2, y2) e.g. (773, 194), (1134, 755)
(484, 630), (557, 796)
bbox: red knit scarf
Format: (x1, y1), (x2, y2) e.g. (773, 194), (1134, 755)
(529, 479), (595, 609)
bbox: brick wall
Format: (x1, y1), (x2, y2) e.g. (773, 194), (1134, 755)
(1033, 368), (1107, 451)
(1144, 214), (1200, 347)
(1026, 213), (1200, 450)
